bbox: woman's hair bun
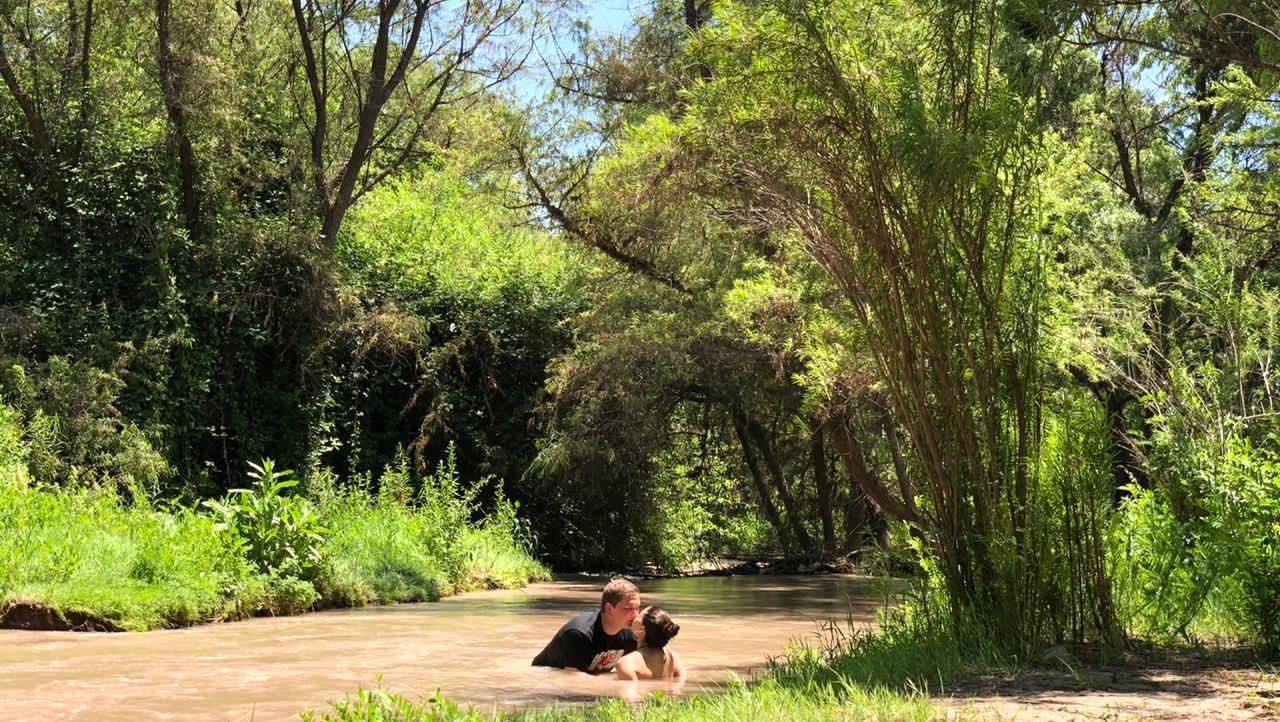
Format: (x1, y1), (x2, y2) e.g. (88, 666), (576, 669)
(642, 606), (680, 648)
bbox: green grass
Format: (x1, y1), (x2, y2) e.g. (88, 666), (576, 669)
(318, 497), (453, 606)
(302, 679), (952, 722)
(0, 474), (549, 630)
(315, 494), (550, 607)
(771, 616), (986, 694)
(0, 483), (250, 630)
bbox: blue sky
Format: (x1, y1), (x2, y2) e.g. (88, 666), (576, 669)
(506, 1), (647, 103)
(586, 1), (644, 35)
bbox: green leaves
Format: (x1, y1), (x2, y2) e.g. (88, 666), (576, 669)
(203, 460), (325, 582)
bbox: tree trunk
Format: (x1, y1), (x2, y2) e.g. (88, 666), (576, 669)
(0, 44), (53, 157)
(74, 0), (94, 157)
(731, 406), (793, 554)
(841, 489), (886, 554)
(156, 0), (201, 243)
(878, 404), (918, 519)
(1105, 389), (1150, 503)
(683, 1), (712, 80)
(824, 415), (918, 525)
(811, 422), (836, 558)
(740, 408), (813, 555)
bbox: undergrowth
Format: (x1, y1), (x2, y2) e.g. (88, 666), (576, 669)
(0, 446), (548, 630)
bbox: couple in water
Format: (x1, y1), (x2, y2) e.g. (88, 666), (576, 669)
(531, 577), (685, 680)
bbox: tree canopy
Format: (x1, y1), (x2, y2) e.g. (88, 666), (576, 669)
(3, 0), (1280, 655)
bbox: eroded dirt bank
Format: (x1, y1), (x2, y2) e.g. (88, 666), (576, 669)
(0, 599), (124, 632)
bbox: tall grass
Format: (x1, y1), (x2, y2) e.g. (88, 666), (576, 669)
(0, 483), (251, 630)
(0, 448), (548, 630)
(315, 452), (549, 607)
(316, 496), (549, 606)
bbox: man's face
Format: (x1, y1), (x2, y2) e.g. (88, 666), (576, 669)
(630, 605), (652, 642)
(604, 593), (641, 632)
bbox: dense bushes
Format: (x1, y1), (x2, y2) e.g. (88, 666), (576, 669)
(1, 361), (170, 493)
(1110, 422), (1280, 650)
(319, 171), (587, 489)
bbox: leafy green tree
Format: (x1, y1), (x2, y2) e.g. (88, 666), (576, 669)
(666, 0), (1118, 651)
(1031, 0), (1280, 647)
(321, 165), (588, 497)
(285, 0), (535, 248)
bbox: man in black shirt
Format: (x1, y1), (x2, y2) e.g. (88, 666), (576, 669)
(531, 577), (641, 674)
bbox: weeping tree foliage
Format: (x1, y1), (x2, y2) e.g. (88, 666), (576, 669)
(518, 18), (898, 567)
(680, 0), (1117, 651)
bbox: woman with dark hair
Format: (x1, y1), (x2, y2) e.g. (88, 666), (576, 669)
(614, 606), (686, 681)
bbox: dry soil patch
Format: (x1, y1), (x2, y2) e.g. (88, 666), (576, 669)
(947, 653), (1280, 721)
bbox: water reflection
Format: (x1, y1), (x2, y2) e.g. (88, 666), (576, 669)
(0, 574), (897, 721)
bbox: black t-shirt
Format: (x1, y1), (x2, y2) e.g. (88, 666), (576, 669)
(531, 610), (638, 673)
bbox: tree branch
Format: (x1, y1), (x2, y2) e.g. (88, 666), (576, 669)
(0, 37), (52, 156)
(514, 142), (693, 295)
(824, 415), (919, 525)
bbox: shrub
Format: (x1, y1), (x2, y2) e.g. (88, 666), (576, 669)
(414, 447), (478, 584)
(315, 449), (548, 602)
(0, 402), (29, 488)
(1111, 421), (1280, 650)
(0, 360), (170, 491)
(204, 460), (326, 582)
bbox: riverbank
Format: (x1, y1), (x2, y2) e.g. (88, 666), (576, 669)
(304, 639), (1280, 722)
(946, 645), (1280, 721)
(0, 465), (548, 632)
(623, 556), (859, 579)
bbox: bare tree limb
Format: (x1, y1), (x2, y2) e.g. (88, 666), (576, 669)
(0, 36), (52, 156)
(514, 140), (693, 295)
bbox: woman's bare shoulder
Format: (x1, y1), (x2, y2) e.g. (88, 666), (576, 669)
(615, 650), (647, 680)
(666, 648), (685, 679)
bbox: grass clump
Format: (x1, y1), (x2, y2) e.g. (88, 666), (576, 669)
(0, 482), (251, 630)
(318, 495), (451, 605)
(0, 446), (548, 630)
(315, 450), (549, 607)
(771, 609), (986, 696)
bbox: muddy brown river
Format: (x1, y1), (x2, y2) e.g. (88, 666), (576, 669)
(0, 574), (893, 721)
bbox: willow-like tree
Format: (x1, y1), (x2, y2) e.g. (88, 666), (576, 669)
(681, 0), (1118, 651)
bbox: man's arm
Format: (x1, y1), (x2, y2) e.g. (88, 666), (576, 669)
(561, 629), (597, 673)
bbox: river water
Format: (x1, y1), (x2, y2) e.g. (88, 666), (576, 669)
(0, 574), (893, 721)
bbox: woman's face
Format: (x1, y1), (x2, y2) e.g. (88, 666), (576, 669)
(631, 606), (652, 642)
